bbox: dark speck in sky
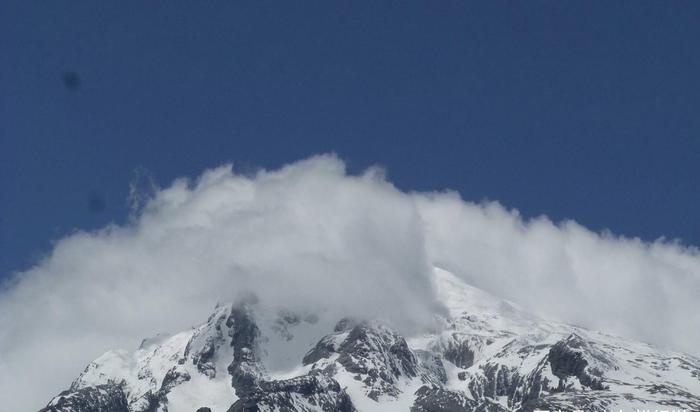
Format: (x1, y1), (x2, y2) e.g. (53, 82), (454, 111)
(62, 71), (80, 91)
(87, 191), (106, 214)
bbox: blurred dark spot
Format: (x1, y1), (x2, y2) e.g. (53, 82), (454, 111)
(63, 71), (81, 90)
(87, 192), (106, 214)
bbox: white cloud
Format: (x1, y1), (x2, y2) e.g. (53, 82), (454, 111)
(416, 192), (700, 356)
(1, 154), (699, 411)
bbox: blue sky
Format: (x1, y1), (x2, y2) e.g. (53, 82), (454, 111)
(2, 1), (700, 280)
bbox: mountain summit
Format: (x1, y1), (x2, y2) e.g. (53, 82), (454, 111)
(40, 268), (700, 411)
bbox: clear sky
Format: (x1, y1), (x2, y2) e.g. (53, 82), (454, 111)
(2, 1), (700, 280)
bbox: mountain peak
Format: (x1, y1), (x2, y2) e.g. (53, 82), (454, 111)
(40, 268), (700, 411)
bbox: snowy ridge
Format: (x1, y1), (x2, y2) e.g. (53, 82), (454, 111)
(41, 268), (700, 411)
(57, 304), (237, 412)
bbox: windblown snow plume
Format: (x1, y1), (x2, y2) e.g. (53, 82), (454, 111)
(1, 154), (699, 411)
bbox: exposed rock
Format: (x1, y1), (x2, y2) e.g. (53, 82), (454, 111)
(228, 374), (355, 412)
(411, 385), (476, 411)
(302, 334), (338, 365)
(226, 304), (266, 396)
(336, 323), (419, 399)
(411, 386), (512, 412)
(39, 384), (129, 412)
(442, 339), (475, 369)
(415, 349), (448, 384)
(548, 335), (606, 391)
(160, 367), (191, 392)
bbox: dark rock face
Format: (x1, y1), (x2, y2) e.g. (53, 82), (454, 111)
(442, 339), (475, 369)
(415, 349), (448, 385)
(304, 321), (430, 401)
(479, 363), (520, 400)
(228, 374), (355, 412)
(228, 305), (259, 350)
(473, 402), (511, 412)
(518, 393), (616, 412)
(194, 341), (217, 376)
(196, 408), (212, 412)
(338, 323), (418, 375)
(336, 323), (419, 400)
(463, 362), (524, 409)
(227, 304), (266, 396)
(39, 384), (129, 412)
(302, 334), (338, 365)
(454, 334), (614, 411)
(548, 335), (606, 391)
(160, 367), (191, 392)
(223, 307), (355, 412)
(411, 385), (511, 412)
(411, 385), (477, 411)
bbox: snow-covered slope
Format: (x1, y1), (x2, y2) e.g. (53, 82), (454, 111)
(40, 268), (700, 411)
(418, 268), (700, 411)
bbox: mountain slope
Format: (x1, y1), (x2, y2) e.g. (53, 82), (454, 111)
(40, 268), (700, 411)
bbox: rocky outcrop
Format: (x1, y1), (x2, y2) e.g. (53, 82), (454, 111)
(415, 349), (448, 385)
(411, 385), (476, 411)
(547, 335), (606, 391)
(442, 339), (475, 369)
(186, 310), (227, 378)
(227, 304), (266, 396)
(39, 384), (129, 412)
(228, 373), (355, 412)
(302, 334), (339, 365)
(411, 385), (510, 412)
(304, 321), (425, 400)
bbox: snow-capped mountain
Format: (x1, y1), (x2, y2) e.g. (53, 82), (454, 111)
(40, 268), (700, 411)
